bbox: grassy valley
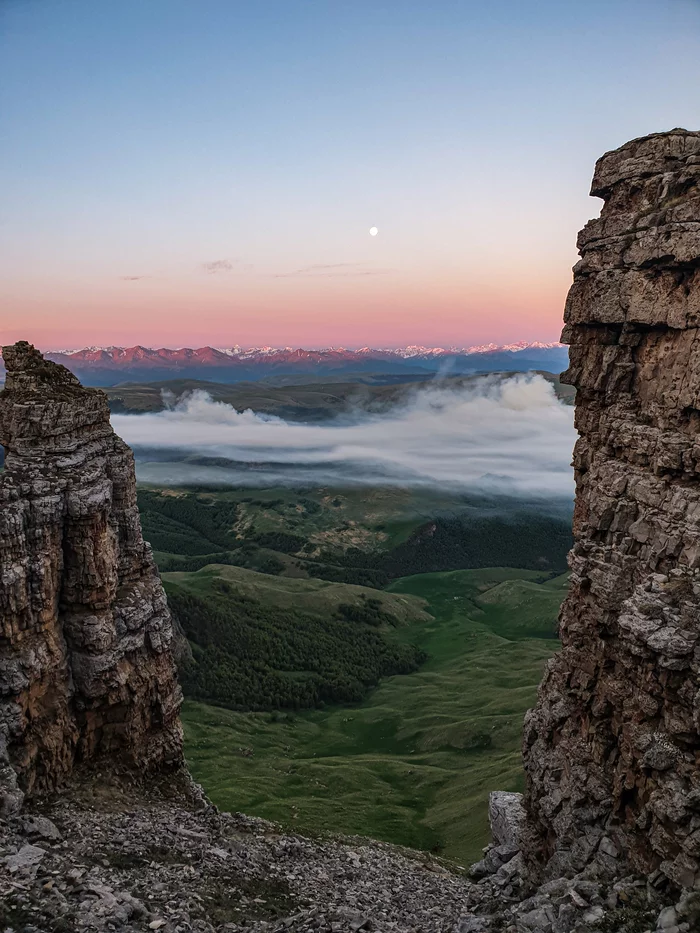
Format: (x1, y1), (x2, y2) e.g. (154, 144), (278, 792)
(136, 480), (570, 864)
(130, 367), (573, 866)
(181, 567), (567, 864)
(139, 485), (572, 582)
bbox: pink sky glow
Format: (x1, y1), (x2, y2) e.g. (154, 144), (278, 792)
(1, 260), (571, 350)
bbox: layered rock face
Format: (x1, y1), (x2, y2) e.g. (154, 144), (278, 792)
(0, 342), (182, 813)
(523, 130), (700, 888)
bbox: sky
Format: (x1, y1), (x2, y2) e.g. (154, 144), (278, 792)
(1, 0), (700, 350)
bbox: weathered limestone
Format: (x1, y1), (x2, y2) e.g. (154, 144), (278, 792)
(523, 130), (700, 889)
(0, 342), (182, 812)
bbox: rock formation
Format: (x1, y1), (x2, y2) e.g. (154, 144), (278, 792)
(523, 129), (700, 889)
(0, 342), (182, 813)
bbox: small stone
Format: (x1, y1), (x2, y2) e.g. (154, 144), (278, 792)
(657, 906), (678, 929)
(518, 905), (553, 930)
(569, 889), (588, 908)
(176, 826), (208, 840)
(349, 918), (370, 932)
(149, 921), (166, 930)
(599, 836), (619, 858)
(4, 843), (47, 873)
(22, 815), (62, 841)
(208, 846), (229, 859)
(488, 792), (526, 849)
(456, 917), (488, 932)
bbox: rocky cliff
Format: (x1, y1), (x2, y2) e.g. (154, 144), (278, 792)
(0, 342), (182, 814)
(523, 129), (700, 890)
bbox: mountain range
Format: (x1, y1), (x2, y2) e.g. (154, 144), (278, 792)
(0, 342), (568, 386)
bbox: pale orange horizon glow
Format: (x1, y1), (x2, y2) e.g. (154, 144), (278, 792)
(1, 257), (573, 350)
(1, 292), (568, 351)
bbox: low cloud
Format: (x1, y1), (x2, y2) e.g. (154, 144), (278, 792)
(112, 374), (576, 498)
(201, 258), (253, 274)
(120, 275), (147, 281)
(202, 259), (235, 274)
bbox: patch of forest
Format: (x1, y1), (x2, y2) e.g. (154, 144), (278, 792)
(138, 487), (572, 584)
(166, 575), (425, 711)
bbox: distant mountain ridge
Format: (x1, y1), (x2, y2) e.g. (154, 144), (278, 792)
(0, 342), (568, 386)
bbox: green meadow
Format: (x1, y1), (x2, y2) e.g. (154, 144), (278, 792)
(182, 567), (567, 865)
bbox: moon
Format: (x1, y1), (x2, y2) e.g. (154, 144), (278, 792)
(369, 226), (378, 236)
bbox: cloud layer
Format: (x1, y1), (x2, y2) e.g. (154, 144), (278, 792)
(112, 374), (576, 497)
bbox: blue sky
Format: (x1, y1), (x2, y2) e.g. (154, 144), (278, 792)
(2, 0), (700, 348)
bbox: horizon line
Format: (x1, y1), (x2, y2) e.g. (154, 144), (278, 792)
(35, 339), (566, 355)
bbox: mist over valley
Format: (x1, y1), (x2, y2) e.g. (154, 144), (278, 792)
(114, 373), (576, 499)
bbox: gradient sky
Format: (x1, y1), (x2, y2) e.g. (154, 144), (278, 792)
(2, 0), (700, 350)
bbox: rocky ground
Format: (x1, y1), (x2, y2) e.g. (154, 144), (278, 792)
(0, 772), (693, 933)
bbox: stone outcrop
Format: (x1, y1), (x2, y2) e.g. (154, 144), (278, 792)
(0, 342), (182, 813)
(523, 129), (700, 889)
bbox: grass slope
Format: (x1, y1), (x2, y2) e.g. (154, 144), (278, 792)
(165, 565), (428, 710)
(163, 563), (432, 625)
(183, 567), (567, 865)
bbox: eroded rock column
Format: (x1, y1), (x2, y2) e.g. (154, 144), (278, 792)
(523, 129), (700, 889)
(0, 342), (182, 812)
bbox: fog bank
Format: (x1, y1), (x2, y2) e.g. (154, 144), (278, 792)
(111, 374), (576, 497)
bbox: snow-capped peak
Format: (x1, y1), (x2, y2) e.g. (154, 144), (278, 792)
(45, 341), (565, 361)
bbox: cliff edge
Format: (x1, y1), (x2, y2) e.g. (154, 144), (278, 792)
(524, 129), (700, 890)
(0, 341), (182, 815)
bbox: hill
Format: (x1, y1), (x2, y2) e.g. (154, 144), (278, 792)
(164, 563), (432, 624)
(106, 370), (574, 418)
(137, 486), (573, 582)
(164, 564), (429, 710)
(183, 567), (568, 864)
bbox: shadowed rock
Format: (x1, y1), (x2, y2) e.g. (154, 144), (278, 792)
(523, 129), (700, 890)
(0, 341), (182, 813)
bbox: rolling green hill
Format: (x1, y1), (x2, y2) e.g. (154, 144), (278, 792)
(164, 564), (429, 710)
(164, 563), (432, 625)
(182, 567), (567, 865)
(139, 486), (572, 581)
